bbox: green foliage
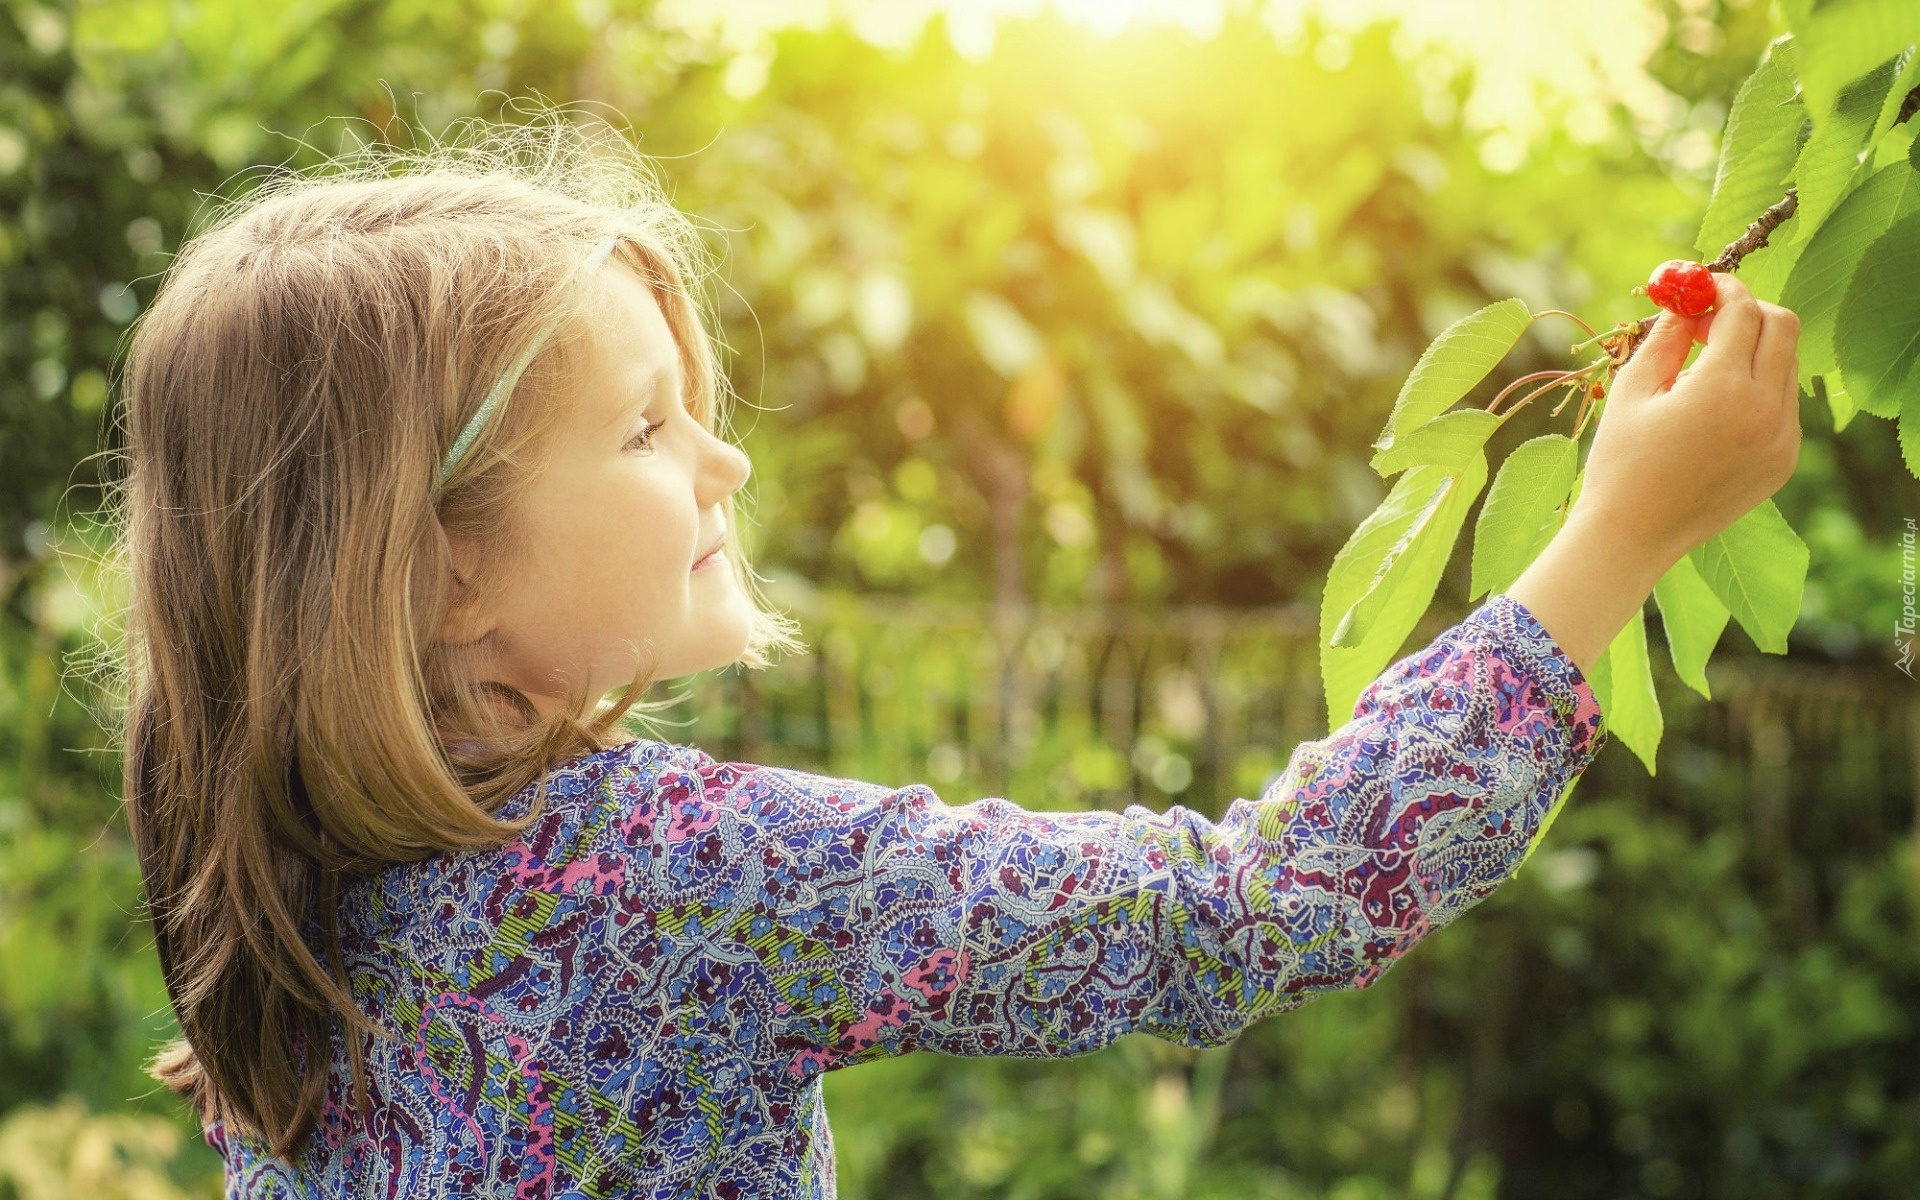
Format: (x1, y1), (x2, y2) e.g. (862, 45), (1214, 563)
(1369, 409), (1501, 479)
(1736, 23), (1920, 441)
(1469, 433), (1578, 600)
(1687, 498), (1809, 656)
(1783, 51), (1900, 242)
(1585, 605), (1663, 774)
(1777, 0), (1920, 137)
(1373, 300), (1533, 463)
(1650, 554), (1730, 700)
(1779, 159), (1920, 419)
(0, 1096), (213, 1199)
(1325, 12), (1918, 793)
(1693, 36), (1803, 260)
(1319, 453), (1487, 724)
(1835, 207), (1920, 450)
(1328, 453), (1487, 652)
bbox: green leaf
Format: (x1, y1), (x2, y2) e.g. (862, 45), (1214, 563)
(1697, 37), (1806, 259)
(1586, 631), (1612, 718)
(1821, 370), (1859, 430)
(1597, 606), (1663, 776)
(1782, 0), (1920, 140)
(1779, 162), (1919, 390)
(1331, 461), (1477, 648)
(1373, 299), (1531, 456)
(1834, 207), (1920, 417)
(1469, 434), (1579, 600)
(1320, 454), (1489, 730)
(1782, 53), (1901, 247)
(1687, 499), (1809, 655)
(1651, 553), (1731, 700)
(1902, 387), (1920, 479)
(1865, 47), (1920, 155)
(1369, 408), (1501, 477)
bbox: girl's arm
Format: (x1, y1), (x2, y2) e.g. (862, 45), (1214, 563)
(612, 590), (1604, 1079)
(555, 276), (1793, 1100)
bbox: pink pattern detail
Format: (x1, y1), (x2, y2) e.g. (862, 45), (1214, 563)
(665, 801), (721, 842)
(787, 1047), (832, 1078)
(835, 998), (909, 1054)
(902, 948), (970, 1000)
(504, 848), (626, 896)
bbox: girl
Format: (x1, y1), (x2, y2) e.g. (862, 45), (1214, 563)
(112, 117), (1800, 1198)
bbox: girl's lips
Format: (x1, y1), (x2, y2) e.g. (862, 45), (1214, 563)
(692, 540), (724, 571)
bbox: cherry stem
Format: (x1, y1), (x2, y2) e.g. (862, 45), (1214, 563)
(1704, 186), (1800, 274)
(1489, 358), (1610, 419)
(1532, 308), (1598, 338)
(1569, 326), (1629, 353)
(1505, 371), (1592, 420)
(1487, 370), (1573, 416)
(1573, 387), (1602, 440)
(1548, 383), (1584, 418)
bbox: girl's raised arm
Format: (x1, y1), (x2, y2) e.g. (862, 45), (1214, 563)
(591, 589), (1604, 1083)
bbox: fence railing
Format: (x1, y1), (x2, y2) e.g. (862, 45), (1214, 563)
(645, 593), (1920, 842)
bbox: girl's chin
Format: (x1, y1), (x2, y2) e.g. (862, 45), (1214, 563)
(661, 610), (754, 677)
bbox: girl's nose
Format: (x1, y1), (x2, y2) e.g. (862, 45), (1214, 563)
(697, 430), (751, 506)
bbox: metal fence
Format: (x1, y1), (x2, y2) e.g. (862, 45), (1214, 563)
(644, 594), (1920, 849)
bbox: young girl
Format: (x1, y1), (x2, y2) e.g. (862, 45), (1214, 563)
(113, 119), (1800, 1198)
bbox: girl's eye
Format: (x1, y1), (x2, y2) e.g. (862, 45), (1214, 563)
(625, 419), (666, 454)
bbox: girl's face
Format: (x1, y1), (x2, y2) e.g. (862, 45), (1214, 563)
(437, 259), (755, 719)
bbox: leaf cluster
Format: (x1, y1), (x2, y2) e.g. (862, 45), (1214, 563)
(1325, 7), (1920, 776)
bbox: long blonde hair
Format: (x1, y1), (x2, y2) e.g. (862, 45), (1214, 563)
(101, 109), (799, 1159)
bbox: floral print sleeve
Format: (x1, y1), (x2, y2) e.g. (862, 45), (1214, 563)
(202, 591), (1605, 1199)
(665, 592), (1607, 1079)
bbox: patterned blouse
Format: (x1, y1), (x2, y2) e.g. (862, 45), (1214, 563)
(205, 592), (1606, 1198)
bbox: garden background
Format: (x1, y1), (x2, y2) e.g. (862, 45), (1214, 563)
(1, 0), (1916, 1196)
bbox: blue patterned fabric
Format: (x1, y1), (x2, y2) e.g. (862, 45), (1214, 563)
(205, 592), (1607, 1197)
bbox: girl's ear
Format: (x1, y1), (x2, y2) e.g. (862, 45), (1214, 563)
(432, 524), (496, 647)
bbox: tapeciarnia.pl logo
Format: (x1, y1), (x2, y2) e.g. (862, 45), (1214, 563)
(1899, 517), (1916, 679)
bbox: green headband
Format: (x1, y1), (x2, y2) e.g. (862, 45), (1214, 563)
(434, 234), (623, 492)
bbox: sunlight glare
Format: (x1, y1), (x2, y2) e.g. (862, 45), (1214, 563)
(655, 0), (1688, 148)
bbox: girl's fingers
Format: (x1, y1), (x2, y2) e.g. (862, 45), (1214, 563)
(1780, 359), (1803, 479)
(1752, 301), (1800, 384)
(1695, 273), (1761, 374)
(1613, 309), (1699, 398)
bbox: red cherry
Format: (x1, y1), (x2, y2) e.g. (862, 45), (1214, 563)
(1638, 260), (1716, 318)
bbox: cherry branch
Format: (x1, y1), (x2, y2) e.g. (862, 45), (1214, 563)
(1704, 186), (1802, 273)
(1614, 78), (1920, 367)
(1616, 186), (1798, 358)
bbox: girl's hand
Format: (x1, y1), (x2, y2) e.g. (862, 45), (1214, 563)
(1507, 272), (1801, 676)
(1570, 270), (1802, 566)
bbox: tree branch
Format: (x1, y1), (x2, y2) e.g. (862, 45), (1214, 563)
(1613, 79), (1920, 365)
(1705, 186), (1801, 273)
(1619, 187), (1798, 354)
